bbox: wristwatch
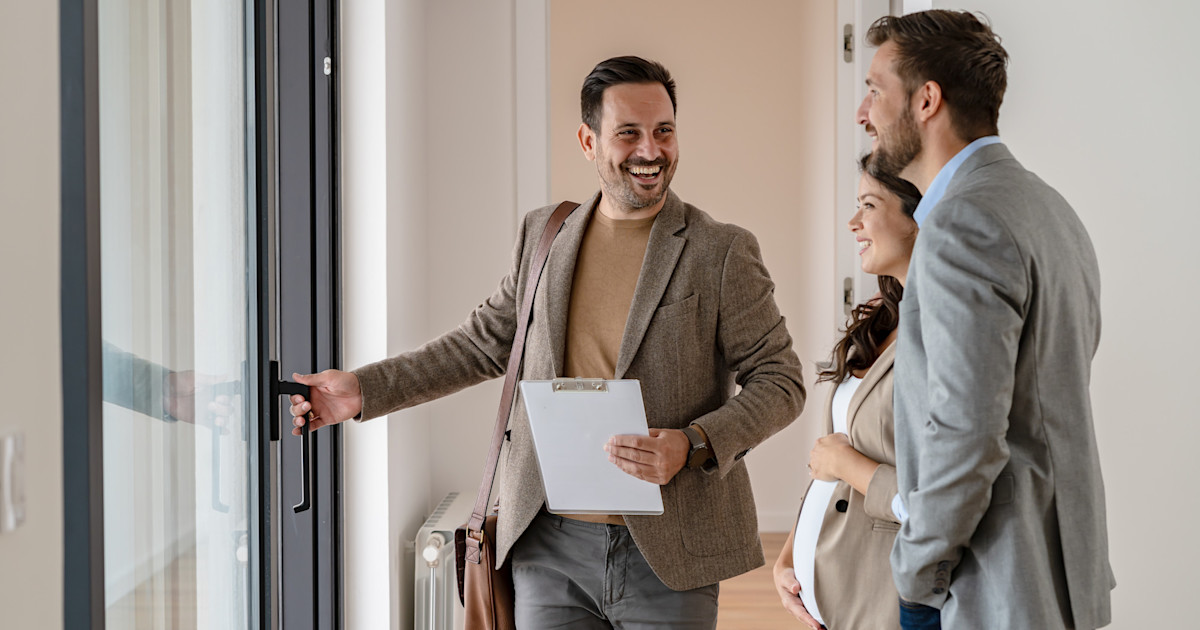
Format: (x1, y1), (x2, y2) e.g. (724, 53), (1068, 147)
(680, 425), (716, 473)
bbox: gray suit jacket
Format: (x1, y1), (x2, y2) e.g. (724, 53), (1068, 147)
(353, 191), (806, 590)
(892, 143), (1114, 628)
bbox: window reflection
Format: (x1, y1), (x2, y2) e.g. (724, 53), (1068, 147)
(98, 0), (255, 627)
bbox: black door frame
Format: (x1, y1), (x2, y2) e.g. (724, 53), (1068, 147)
(60, 0), (104, 626)
(274, 0), (343, 627)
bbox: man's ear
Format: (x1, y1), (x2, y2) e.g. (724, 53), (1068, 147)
(914, 80), (944, 124)
(578, 123), (597, 161)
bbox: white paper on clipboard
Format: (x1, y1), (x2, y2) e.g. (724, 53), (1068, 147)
(519, 378), (664, 515)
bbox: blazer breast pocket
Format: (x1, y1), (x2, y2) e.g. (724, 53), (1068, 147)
(648, 294), (700, 355)
(653, 293), (698, 321)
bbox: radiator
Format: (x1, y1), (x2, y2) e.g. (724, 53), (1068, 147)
(414, 492), (473, 630)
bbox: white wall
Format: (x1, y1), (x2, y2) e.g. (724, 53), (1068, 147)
(0, 1), (63, 627)
(342, 1), (402, 628)
(931, 2), (1198, 627)
(342, 0), (439, 628)
(548, 0), (838, 530)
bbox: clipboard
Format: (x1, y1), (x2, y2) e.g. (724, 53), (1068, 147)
(519, 378), (665, 515)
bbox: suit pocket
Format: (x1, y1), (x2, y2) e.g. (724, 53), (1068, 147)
(673, 467), (757, 557)
(654, 293), (698, 321)
(871, 519), (900, 533)
(643, 294), (702, 419)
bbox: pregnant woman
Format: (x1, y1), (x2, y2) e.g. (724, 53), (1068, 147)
(773, 155), (920, 629)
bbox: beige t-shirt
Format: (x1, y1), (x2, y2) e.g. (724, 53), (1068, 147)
(560, 209), (655, 525)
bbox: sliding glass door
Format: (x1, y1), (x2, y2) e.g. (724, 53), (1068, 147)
(63, 0), (341, 627)
(96, 0), (260, 626)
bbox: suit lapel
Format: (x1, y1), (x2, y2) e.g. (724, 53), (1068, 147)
(845, 341), (896, 434)
(540, 192), (599, 377)
(613, 192), (687, 379)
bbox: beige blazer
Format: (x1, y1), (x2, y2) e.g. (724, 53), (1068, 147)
(796, 343), (900, 630)
(353, 191), (806, 590)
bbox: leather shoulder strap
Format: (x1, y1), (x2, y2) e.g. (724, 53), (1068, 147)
(467, 200), (579, 533)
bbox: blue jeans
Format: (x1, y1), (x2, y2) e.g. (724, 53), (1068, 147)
(899, 598), (942, 630)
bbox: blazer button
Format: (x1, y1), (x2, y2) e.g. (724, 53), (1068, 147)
(835, 499), (848, 513)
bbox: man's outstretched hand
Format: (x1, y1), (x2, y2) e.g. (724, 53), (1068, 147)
(289, 370), (363, 435)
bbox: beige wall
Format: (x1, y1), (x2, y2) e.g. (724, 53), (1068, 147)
(549, 0), (838, 529)
(939, 2), (1197, 626)
(0, 1), (63, 627)
(423, 0), (524, 508)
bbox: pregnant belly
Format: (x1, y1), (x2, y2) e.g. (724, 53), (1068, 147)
(792, 479), (837, 626)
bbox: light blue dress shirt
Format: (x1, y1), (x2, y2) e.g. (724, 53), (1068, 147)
(890, 135), (1002, 522)
(911, 135), (1001, 227)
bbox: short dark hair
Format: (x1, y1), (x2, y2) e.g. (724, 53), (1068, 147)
(580, 56), (677, 132)
(866, 10), (1008, 141)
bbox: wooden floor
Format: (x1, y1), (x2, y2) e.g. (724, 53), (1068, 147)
(105, 533), (797, 628)
(716, 532), (803, 629)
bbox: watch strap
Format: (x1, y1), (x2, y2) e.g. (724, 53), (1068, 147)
(680, 425), (713, 470)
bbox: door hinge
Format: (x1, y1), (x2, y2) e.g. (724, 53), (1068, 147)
(843, 277), (855, 317)
(843, 24), (854, 63)
(323, 56), (332, 76)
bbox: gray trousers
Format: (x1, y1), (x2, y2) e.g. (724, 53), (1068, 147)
(511, 511), (719, 630)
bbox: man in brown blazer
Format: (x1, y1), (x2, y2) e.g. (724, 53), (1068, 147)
(287, 56), (805, 629)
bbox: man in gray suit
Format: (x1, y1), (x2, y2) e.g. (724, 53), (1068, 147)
(857, 11), (1114, 629)
(287, 56), (805, 629)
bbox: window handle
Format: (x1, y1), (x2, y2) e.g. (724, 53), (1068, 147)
(270, 360), (312, 513)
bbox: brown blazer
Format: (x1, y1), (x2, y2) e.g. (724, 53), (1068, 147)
(353, 191), (806, 590)
(800, 343), (900, 629)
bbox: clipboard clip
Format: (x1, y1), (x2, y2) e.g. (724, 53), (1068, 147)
(551, 378), (609, 393)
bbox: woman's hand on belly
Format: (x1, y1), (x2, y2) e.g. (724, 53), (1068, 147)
(809, 432), (880, 496)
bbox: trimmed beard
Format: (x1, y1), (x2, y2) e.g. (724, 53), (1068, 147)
(869, 105), (922, 179)
(594, 137), (674, 212)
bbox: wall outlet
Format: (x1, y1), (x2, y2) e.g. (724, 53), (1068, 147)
(0, 432), (26, 532)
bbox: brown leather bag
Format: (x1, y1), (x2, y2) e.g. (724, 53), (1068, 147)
(454, 201), (578, 630)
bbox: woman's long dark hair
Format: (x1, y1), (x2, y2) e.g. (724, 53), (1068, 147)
(817, 154), (921, 384)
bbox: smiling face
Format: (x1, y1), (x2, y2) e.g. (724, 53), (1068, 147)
(850, 171), (918, 284)
(861, 41), (923, 178)
(579, 82), (679, 219)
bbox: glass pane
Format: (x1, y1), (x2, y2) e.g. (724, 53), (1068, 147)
(98, 0), (257, 627)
